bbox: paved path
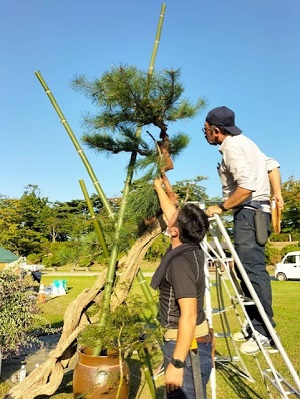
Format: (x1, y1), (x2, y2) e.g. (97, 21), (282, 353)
(42, 270), (100, 277)
(42, 270), (218, 278)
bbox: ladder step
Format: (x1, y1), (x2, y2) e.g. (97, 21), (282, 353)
(262, 369), (300, 396)
(215, 355), (240, 363)
(214, 332), (231, 338)
(212, 307), (225, 313)
(231, 295), (255, 305)
(267, 348), (279, 354)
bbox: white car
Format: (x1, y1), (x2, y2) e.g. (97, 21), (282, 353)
(275, 251), (300, 281)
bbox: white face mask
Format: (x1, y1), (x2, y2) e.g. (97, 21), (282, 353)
(163, 228), (171, 237)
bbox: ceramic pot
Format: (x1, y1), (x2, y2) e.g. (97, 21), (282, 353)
(73, 348), (130, 399)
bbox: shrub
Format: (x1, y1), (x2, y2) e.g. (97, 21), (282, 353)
(0, 271), (40, 358)
(26, 253), (42, 264)
(265, 244), (282, 265)
(280, 244), (300, 256)
(269, 232), (300, 242)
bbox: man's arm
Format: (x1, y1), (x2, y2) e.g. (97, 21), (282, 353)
(154, 177), (177, 221)
(206, 186), (252, 217)
(268, 167), (284, 209)
(164, 297), (197, 393)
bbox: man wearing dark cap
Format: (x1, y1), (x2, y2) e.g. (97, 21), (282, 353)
(152, 176), (212, 399)
(204, 106), (284, 355)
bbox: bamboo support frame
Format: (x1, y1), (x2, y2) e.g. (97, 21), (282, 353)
(35, 70), (114, 220)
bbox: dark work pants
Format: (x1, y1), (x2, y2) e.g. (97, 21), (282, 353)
(234, 207), (275, 337)
(162, 339), (212, 399)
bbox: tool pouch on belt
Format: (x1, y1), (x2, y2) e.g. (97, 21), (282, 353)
(254, 208), (268, 245)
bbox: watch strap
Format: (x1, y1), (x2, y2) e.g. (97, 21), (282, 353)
(171, 357), (186, 368)
(218, 202), (227, 212)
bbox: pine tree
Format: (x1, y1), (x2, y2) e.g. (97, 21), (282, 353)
(72, 65), (206, 224)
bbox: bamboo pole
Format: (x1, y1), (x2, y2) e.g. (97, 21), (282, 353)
(79, 179), (109, 258)
(148, 3), (166, 76)
(35, 71), (114, 219)
(138, 348), (158, 399)
(98, 3), (166, 328)
(136, 270), (158, 322)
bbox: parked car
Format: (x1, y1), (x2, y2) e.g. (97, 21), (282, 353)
(275, 251), (300, 281)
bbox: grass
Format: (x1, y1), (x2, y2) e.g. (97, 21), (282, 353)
(206, 278), (300, 399)
(37, 276), (98, 327)
(1, 270), (299, 399)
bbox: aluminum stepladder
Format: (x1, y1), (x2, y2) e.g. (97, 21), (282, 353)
(202, 213), (300, 399)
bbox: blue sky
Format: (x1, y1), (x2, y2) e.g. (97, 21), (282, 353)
(1, 0), (299, 203)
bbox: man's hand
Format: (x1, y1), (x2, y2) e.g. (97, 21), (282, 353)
(154, 177), (164, 191)
(206, 205), (223, 217)
(165, 363), (184, 393)
(273, 194), (284, 210)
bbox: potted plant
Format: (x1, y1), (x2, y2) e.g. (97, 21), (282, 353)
(73, 298), (163, 399)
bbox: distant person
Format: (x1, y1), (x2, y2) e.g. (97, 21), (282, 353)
(203, 106), (283, 355)
(151, 176), (212, 399)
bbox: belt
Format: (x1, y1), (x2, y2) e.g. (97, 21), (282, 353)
(246, 200), (270, 207)
(196, 333), (212, 344)
(234, 200), (270, 213)
(256, 200), (270, 205)
(164, 320), (209, 341)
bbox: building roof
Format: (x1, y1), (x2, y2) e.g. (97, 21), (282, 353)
(0, 247), (19, 263)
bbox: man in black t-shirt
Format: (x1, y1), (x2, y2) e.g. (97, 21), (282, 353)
(151, 177), (212, 399)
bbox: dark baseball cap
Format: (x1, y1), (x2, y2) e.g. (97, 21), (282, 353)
(206, 106), (242, 135)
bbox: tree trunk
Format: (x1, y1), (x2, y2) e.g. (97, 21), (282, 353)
(111, 214), (166, 309)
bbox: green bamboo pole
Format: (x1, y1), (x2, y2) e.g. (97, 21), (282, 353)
(148, 3), (166, 76)
(98, 3), (166, 328)
(136, 270), (158, 322)
(138, 348), (157, 399)
(79, 179), (109, 258)
(35, 71), (114, 220)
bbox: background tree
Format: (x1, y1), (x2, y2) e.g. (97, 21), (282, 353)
(280, 176), (300, 234)
(172, 176), (209, 203)
(0, 196), (23, 254)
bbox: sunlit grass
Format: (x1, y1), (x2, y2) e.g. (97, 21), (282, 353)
(37, 276), (98, 327)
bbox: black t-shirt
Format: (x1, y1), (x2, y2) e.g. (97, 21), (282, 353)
(158, 249), (206, 329)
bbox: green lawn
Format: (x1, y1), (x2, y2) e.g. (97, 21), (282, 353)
(38, 275), (98, 327)
(1, 274), (299, 399)
(205, 279), (300, 399)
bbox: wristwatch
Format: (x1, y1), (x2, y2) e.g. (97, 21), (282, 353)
(218, 202), (227, 212)
(171, 357), (186, 368)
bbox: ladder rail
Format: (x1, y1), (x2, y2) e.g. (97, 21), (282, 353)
(212, 213), (300, 392)
(202, 235), (217, 399)
(202, 236), (256, 385)
(204, 229), (299, 398)
(262, 369), (300, 399)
